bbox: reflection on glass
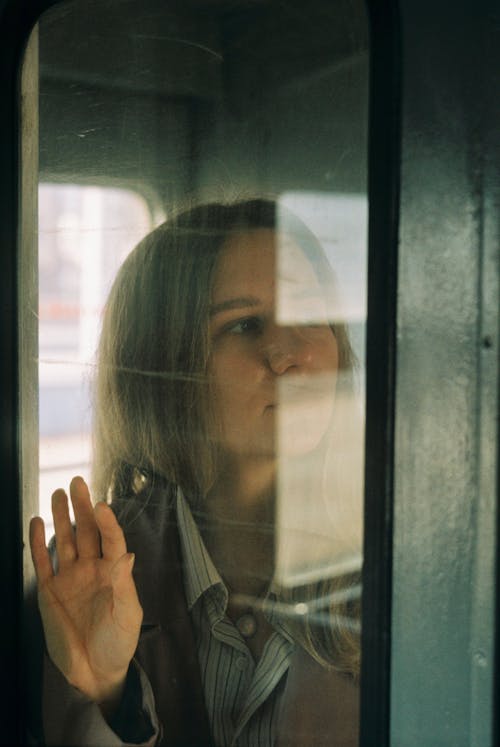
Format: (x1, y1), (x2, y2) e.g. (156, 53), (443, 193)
(275, 196), (365, 592)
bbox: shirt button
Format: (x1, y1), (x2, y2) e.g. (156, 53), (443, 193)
(236, 656), (247, 670)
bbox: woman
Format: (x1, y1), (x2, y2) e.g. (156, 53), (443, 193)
(29, 199), (362, 746)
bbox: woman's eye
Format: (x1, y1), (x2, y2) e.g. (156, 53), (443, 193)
(226, 316), (263, 335)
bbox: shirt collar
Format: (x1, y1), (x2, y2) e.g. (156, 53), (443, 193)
(176, 487), (293, 639)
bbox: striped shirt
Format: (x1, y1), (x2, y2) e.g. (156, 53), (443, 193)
(176, 490), (295, 747)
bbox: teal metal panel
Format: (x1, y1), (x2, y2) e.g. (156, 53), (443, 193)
(391, 2), (498, 745)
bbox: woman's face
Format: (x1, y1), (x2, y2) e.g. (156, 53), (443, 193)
(208, 228), (339, 460)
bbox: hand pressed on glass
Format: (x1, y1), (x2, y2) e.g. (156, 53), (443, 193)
(29, 476), (143, 715)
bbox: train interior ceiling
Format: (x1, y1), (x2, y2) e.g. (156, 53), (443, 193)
(38, 0), (369, 205)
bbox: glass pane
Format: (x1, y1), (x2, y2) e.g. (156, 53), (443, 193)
(38, 183), (157, 536)
(24, 1), (368, 744)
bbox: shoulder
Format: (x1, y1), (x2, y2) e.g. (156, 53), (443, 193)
(111, 479), (177, 543)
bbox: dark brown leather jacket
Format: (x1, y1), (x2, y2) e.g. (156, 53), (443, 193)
(26, 489), (359, 746)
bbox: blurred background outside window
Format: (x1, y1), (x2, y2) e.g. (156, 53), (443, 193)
(38, 183), (159, 534)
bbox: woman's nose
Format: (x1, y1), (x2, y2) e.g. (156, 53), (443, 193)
(263, 325), (313, 374)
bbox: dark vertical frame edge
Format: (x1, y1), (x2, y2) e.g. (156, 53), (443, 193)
(488, 1), (500, 738)
(0, 1), (57, 744)
(492, 5), (500, 736)
(360, 1), (401, 745)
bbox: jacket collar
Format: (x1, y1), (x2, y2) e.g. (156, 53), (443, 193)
(115, 484), (190, 629)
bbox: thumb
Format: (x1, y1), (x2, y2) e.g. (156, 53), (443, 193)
(110, 553), (143, 633)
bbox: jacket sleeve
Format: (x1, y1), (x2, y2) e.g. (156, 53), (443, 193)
(42, 654), (161, 747)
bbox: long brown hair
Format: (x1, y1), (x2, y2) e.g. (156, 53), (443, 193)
(92, 198), (361, 676)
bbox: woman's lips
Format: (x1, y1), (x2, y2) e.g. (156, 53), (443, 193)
(262, 373), (337, 416)
(264, 380), (335, 411)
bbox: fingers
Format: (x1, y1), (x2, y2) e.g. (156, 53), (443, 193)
(70, 476), (100, 559)
(94, 501), (127, 563)
(52, 488), (77, 566)
(37, 477), (128, 571)
(110, 553), (143, 633)
(29, 516), (53, 584)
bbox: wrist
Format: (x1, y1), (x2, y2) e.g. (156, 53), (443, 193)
(64, 664), (129, 714)
(95, 670), (129, 719)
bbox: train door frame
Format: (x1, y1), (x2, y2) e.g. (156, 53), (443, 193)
(0, 1), (497, 745)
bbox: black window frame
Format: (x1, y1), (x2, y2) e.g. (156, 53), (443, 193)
(0, 0), (399, 743)
(1, 1), (498, 745)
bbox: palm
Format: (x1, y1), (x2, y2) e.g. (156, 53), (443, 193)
(30, 477), (142, 704)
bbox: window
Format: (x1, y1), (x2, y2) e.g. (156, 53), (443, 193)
(23, 2), (369, 744)
(38, 183), (158, 534)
